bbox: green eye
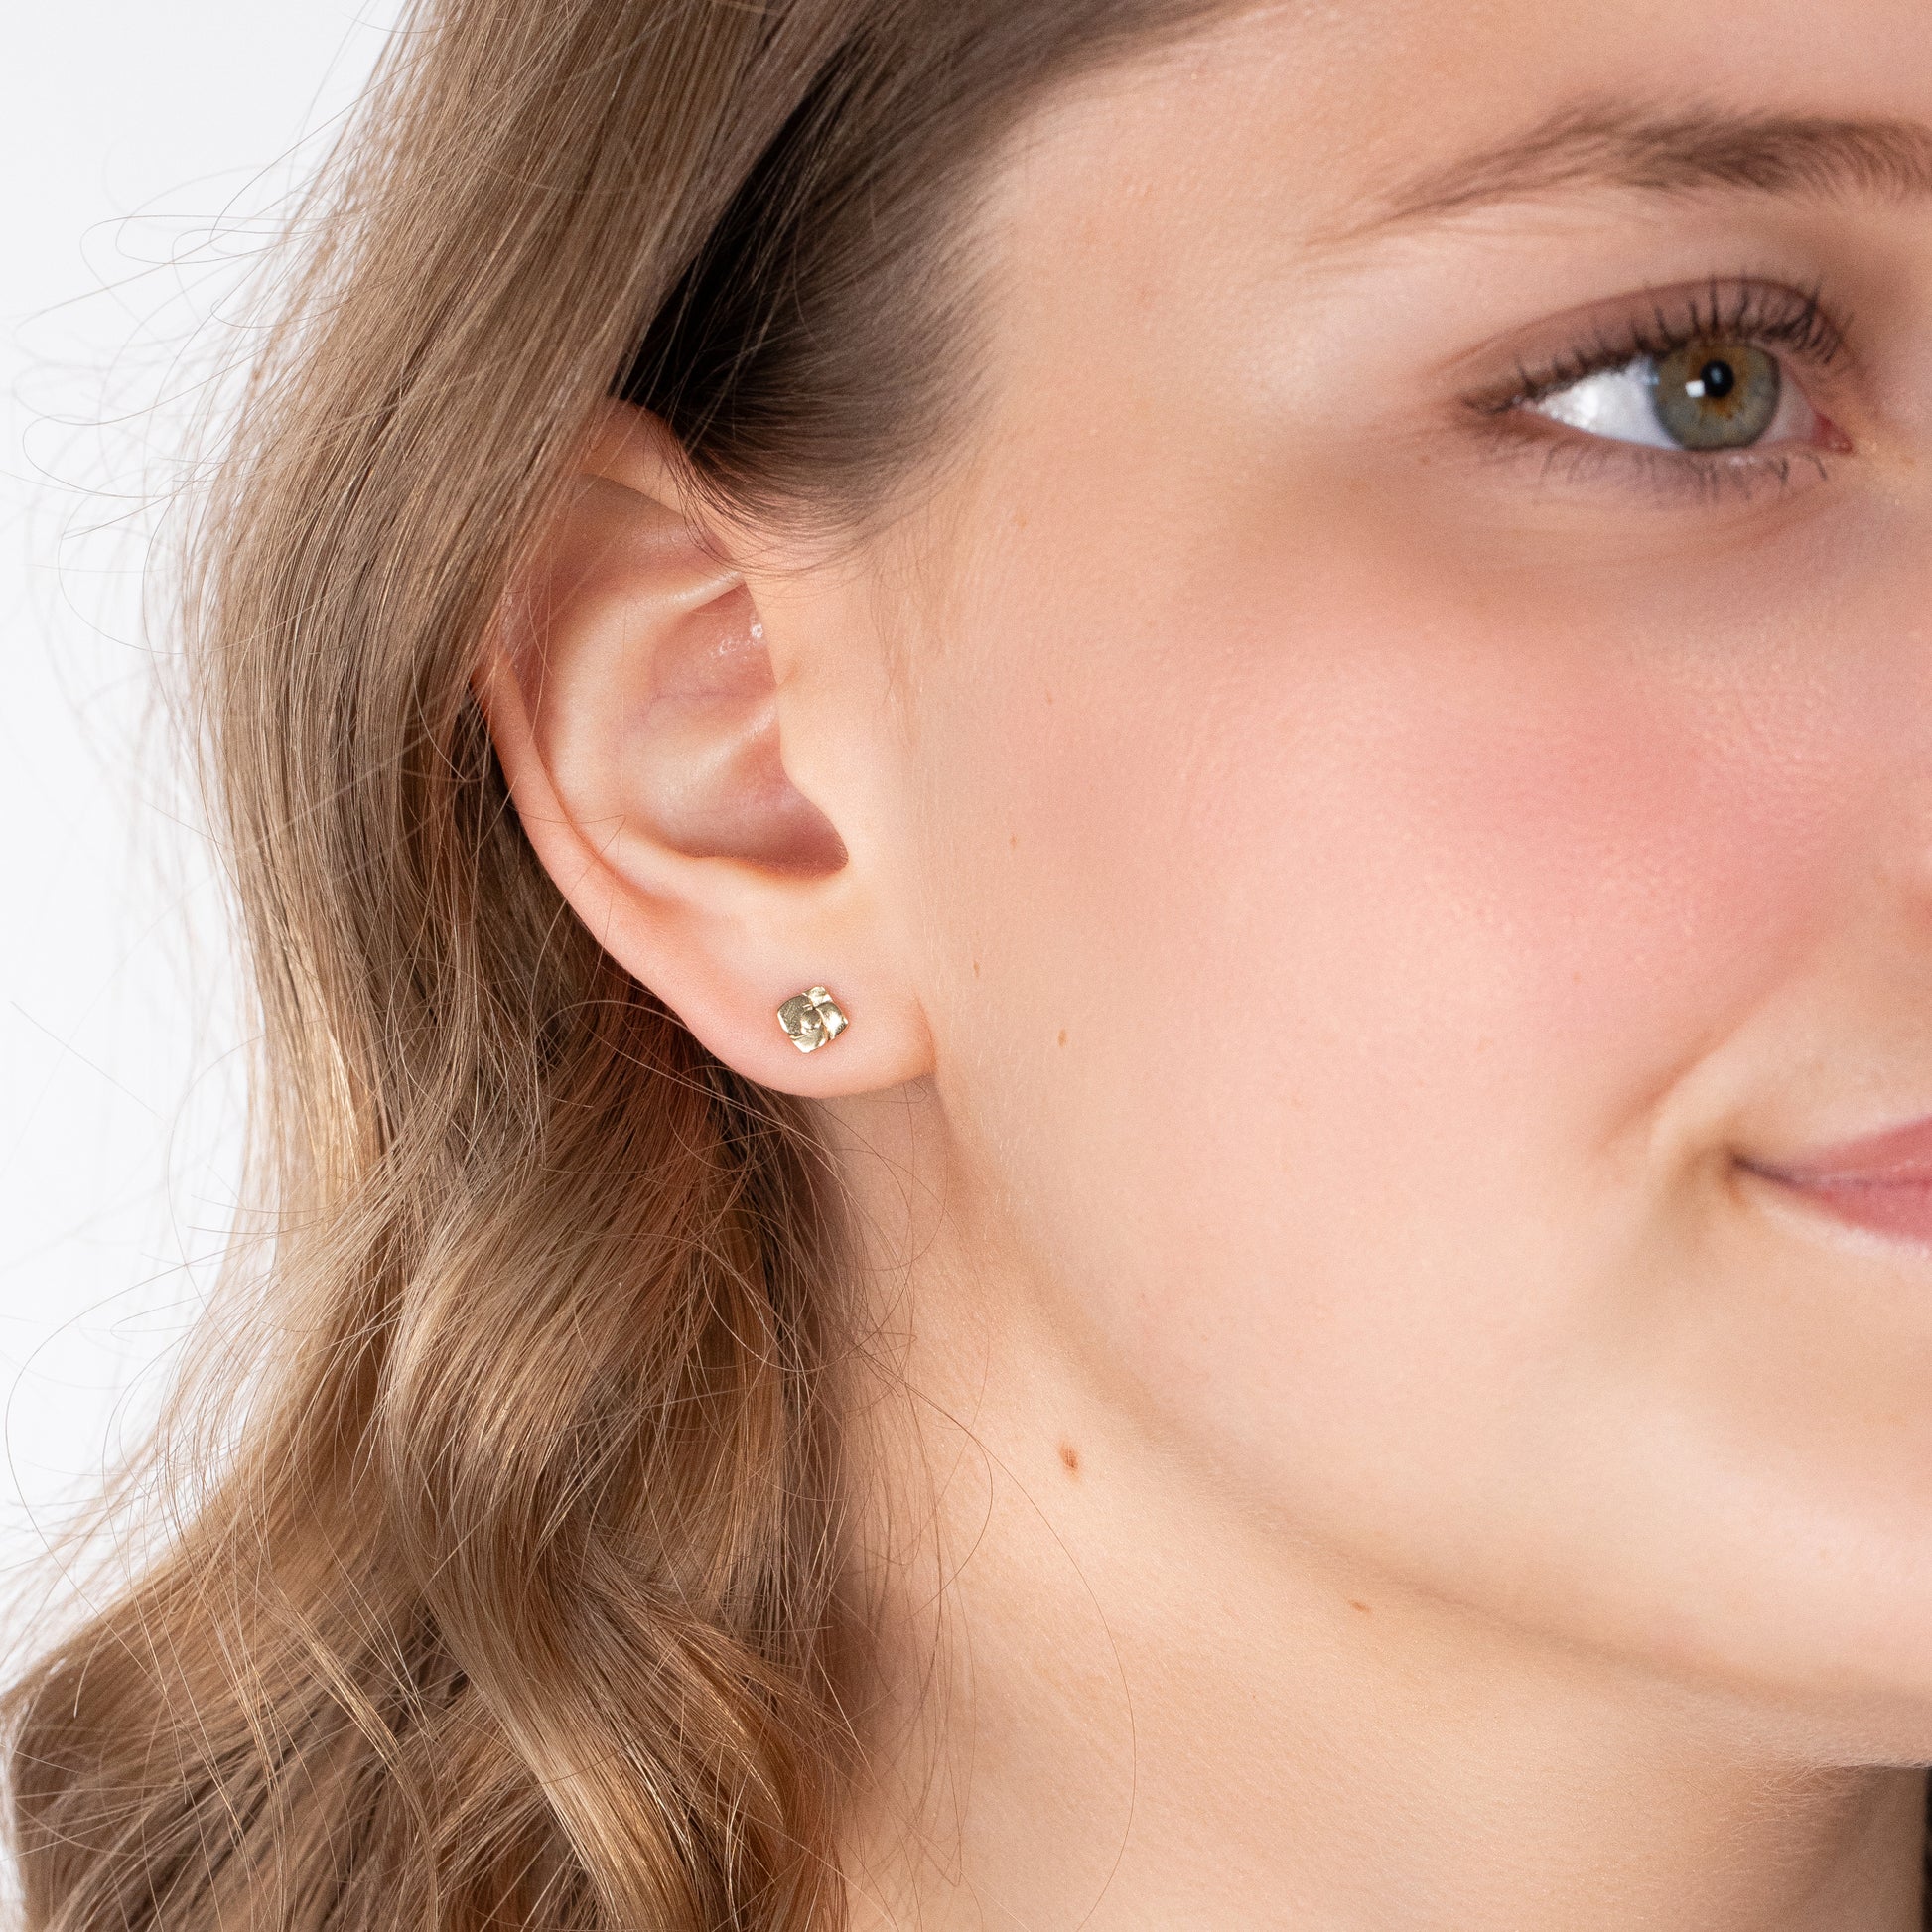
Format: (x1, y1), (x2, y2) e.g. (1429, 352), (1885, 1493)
(1528, 330), (1827, 460)
(1650, 340), (1782, 450)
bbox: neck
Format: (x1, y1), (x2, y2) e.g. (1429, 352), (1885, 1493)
(824, 1100), (1927, 1932)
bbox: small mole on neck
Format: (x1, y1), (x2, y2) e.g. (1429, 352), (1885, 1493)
(1058, 1441), (1080, 1475)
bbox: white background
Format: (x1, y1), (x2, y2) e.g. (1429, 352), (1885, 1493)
(0, 2), (402, 1635)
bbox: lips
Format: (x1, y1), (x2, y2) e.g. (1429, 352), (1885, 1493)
(1744, 1112), (1932, 1246)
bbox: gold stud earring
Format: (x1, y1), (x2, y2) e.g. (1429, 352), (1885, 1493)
(776, 985), (850, 1053)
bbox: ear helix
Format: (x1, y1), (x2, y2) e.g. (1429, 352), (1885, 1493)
(776, 985), (850, 1053)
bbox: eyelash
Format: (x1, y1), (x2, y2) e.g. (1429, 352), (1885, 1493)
(1465, 279), (1853, 500)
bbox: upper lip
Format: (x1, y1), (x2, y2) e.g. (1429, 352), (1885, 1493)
(1745, 1111), (1932, 1187)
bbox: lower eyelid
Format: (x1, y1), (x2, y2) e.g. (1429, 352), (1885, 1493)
(1463, 405), (1841, 507)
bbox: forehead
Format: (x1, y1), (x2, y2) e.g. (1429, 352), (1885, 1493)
(968, 0), (1932, 288)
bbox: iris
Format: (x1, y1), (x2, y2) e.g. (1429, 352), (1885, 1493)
(1651, 341), (1782, 450)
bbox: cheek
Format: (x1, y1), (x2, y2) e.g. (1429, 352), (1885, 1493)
(1331, 619), (1843, 1099)
(965, 556), (1856, 1191)
(917, 514), (1880, 1503)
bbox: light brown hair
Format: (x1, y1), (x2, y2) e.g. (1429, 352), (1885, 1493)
(2, 3), (1220, 1928)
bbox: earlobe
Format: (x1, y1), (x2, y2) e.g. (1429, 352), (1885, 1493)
(476, 405), (931, 1095)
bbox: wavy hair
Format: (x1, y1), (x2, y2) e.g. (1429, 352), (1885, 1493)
(3, 3), (1219, 1927)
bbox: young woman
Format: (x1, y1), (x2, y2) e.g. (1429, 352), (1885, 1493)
(10, 0), (1932, 1926)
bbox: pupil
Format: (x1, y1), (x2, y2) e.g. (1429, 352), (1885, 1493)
(1697, 358), (1736, 401)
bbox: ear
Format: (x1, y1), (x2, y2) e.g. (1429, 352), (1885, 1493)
(476, 401), (932, 1095)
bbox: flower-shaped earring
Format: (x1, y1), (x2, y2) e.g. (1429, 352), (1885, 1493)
(776, 985), (850, 1053)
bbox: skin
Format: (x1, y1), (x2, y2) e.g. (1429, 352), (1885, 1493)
(480, 0), (1932, 1923)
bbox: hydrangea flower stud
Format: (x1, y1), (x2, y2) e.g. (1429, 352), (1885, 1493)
(776, 985), (850, 1053)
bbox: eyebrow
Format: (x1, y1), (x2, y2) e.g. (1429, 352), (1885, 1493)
(1340, 101), (1932, 237)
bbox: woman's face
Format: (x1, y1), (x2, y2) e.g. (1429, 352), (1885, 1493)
(798, 0), (1932, 1747)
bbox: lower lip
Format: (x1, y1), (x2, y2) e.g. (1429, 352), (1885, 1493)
(1746, 1165), (1932, 1247)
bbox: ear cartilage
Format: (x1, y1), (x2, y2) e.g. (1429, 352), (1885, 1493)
(776, 985), (850, 1053)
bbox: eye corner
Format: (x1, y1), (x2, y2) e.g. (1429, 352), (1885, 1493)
(1461, 386), (1523, 423)
(1461, 357), (1565, 422)
(1811, 409), (1858, 458)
